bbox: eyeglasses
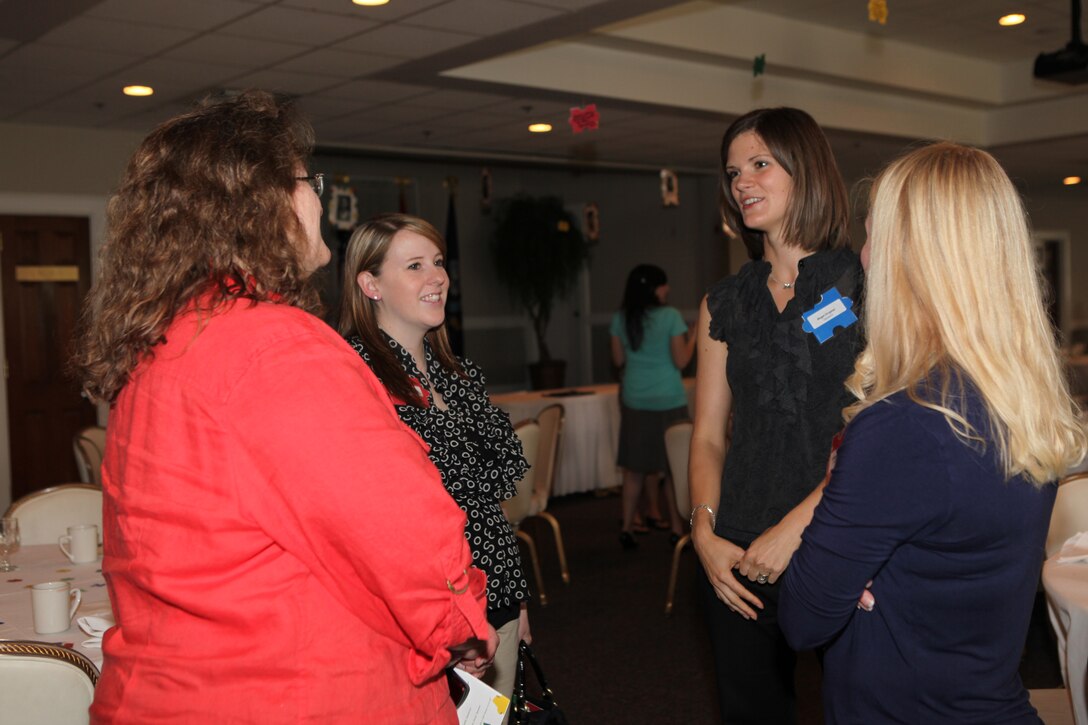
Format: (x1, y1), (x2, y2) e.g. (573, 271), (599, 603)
(296, 173), (325, 197)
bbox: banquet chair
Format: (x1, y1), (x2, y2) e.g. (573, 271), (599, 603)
(72, 425), (106, 486)
(523, 403), (570, 585)
(663, 421), (694, 616)
(4, 484), (103, 546)
(1045, 471), (1088, 558)
(504, 419), (548, 606)
(0, 640), (98, 725)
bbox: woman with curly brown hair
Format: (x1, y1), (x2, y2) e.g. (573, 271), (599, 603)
(74, 91), (493, 723)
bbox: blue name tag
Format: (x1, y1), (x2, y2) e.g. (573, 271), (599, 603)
(801, 286), (857, 343)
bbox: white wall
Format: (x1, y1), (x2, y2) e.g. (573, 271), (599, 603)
(0, 121), (1085, 508)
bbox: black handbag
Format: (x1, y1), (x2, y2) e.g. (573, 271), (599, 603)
(511, 641), (569, 724)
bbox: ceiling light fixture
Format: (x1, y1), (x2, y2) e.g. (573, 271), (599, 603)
(352, 0), (390, 6)
(1063, 175), (1082, 185)
(123, 85), (154, 97)
(999, 13), (1026, 26)
(528, 123), (552, 133)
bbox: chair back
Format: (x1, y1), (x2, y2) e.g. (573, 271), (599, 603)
(503, 419), (540, 527)
(531, 404), (564, 510)
(4, 484), (103, 546)
(0, 641), (98, 725)
(665, 421), (694, 520)
(72, 426), (106, 486)
(1047, 472), (1088, 557)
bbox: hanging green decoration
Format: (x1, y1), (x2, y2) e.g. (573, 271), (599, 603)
(753, 53), (766, 77)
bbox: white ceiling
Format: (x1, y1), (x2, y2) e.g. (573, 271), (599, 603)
(1, 0), (1086, 191)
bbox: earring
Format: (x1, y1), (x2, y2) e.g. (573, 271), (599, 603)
(371, 295), (381, 301)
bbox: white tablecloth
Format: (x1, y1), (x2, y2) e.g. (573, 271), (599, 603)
(493, 383), (623, 497)
(1043, 556), (1088, 724)
(492, 380), (694, 497)
(0, 544), (110, 670)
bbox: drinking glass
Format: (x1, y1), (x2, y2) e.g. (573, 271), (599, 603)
(0, 517), (20, 571)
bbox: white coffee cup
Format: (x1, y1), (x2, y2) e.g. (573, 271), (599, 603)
(31, 581), (82, 634)
(59, 524), (99, 564)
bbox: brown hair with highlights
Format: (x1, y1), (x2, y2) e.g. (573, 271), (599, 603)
(719, 106), (850, 260)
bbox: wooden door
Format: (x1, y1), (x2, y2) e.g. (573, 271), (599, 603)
(1, 215), (96, 500)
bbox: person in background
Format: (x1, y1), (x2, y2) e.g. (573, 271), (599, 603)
(688, 106), (863, 723)
(339, 213), (531, 702)
(780, 142), (1086, 724)
(73, 91), (493, 724)
(611, 264), (694, 549)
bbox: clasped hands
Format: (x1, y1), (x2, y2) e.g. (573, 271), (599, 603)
(450, 624), (499, 677)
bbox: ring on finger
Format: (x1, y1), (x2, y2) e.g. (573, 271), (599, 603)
(756, 572), (769, 584)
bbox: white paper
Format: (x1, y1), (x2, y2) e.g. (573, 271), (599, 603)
(451, 669), (510, 725)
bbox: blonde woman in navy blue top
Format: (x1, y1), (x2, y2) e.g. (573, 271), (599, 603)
(781, 143), (1086, 724)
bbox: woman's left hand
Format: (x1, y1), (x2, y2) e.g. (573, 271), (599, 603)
(736, 521), (802, 585)
(517, 604), (532, 645)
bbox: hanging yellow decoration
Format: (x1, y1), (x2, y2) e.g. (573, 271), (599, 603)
(868, 0), (887, 25)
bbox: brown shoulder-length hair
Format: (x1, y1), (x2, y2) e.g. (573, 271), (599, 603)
(719, 107), (850, 260)
(73, 90), (319, 403)
(338, 213), (462, 407)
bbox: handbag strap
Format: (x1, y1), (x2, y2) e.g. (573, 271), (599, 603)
(516, 641), (558, 707)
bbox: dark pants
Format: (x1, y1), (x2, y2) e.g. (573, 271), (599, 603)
(700, 561), (798, 724)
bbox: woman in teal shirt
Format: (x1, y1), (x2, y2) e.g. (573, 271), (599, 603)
(611, 264), (695, 549)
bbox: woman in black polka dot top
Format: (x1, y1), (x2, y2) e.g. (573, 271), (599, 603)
(338, 213), (531, 700)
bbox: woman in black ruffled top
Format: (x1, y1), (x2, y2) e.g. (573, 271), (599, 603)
(688, 107), (863, 723)
(339, 213), (531, 700)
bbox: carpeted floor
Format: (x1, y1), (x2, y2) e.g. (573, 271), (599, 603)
(518, 491), (1063, 724)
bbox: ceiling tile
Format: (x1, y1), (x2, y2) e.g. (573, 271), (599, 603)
(281, 0), (449, 20)
(36, 16), (196, 55)
(164, 34), (307, 68)
(314, 78), (434, 103)
(273, 48), (403, 78)
(86, 0), (258, 31)
(333, 24), (478, 58)
(217, 5), (378, 46)
(405, 0), (561, 36)
(227, 69), (344, 95)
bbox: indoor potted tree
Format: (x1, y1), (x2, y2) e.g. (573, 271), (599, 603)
(490, 195), (591, 389)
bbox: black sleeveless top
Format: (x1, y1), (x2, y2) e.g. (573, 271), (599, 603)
(707, 248), (864, 542)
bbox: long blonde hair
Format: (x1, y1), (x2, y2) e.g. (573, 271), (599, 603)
(846, 142), (1085, 484)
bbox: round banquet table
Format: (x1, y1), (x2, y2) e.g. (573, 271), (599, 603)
(491, 380), (694, 497)
(1042, 556), (1088, 724)
(0, 544), (110, 670)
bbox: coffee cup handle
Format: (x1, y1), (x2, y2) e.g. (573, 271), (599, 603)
(59, 535), (74, 562)
(68, 588), (82, 620)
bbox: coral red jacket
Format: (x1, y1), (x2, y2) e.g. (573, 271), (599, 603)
(91, 298), (487, 723)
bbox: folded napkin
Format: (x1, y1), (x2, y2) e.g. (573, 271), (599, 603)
(77, 613), (115, 648)
(1057, 531), (1088, 564)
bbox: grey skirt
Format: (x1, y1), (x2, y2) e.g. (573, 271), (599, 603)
(616, 404), (690, 474)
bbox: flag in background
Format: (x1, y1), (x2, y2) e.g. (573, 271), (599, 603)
(444, 178), (464, 356)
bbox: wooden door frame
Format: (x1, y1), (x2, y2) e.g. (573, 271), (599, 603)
(0, 193), (107, 512)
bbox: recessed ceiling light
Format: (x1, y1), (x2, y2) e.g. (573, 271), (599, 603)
(352, 0), (390, 6)
(999, 13), (1026, 26)
(1063, 176), (1082, 185)
(123, 85), (154, 97)
(528, 123), (552, 133)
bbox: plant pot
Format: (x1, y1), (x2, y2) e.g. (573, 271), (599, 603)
(529, 360), (566, 391)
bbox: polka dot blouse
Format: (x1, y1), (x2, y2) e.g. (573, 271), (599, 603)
(348, 334), (531, 627)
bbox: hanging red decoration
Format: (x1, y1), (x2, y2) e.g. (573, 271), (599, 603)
(568, 104), (600, 134)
